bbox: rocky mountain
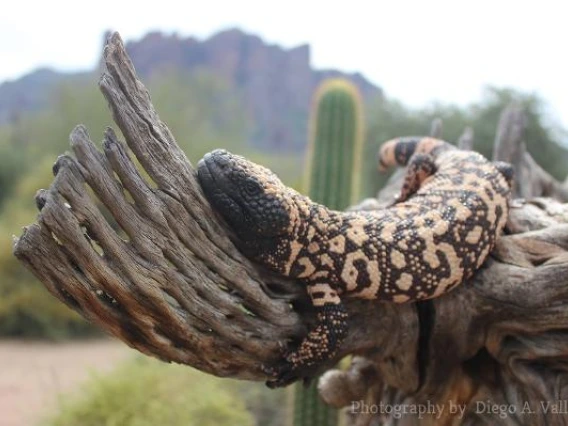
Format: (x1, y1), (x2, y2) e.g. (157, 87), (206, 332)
(0, 68), (90, 124)
(0, 28), (382, 151)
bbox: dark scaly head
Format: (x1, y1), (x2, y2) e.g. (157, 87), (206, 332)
(197, 149), (310, 270)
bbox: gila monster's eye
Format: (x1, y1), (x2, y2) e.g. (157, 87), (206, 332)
(245, 180), (262, 195)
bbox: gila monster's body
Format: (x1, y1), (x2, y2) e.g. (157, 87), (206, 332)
(197, 137), (512, 387)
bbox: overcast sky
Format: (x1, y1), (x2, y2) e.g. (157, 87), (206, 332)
(1, 0), (567, 135)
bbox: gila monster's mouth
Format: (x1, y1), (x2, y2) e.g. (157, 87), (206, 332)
(197, 152), (219, 192)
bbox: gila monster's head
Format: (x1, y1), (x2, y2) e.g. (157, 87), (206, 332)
(197, 150), (306, 258)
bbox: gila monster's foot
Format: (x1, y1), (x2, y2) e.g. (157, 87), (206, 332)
(262, 345), (316, 388)
(262, 361), (298, 388)
(262, 345), (305, 388)
(261, 341), (299, 388)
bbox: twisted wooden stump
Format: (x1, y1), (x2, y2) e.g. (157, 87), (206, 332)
(325, 110), (568, 426)
(12, 33), (568, 425)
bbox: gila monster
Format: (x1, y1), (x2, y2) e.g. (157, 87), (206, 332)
(197, 136), (513, 388)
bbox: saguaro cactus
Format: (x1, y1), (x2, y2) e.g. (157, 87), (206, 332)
(292, 78), (364, 426)
(304, 78), (364, 209)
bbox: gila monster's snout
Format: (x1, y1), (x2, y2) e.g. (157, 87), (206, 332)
(197, 149), (240, 215)
(197, 149), (230, 175)
(197, 149), (232, 191)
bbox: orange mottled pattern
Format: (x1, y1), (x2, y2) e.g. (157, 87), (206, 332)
(284, 142), (510, 306)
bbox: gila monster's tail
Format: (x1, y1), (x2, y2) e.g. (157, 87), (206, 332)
(378, 137), (453, 171)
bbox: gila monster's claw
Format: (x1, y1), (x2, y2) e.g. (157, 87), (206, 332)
(263, 360), (306, 388)
(261, 341), (302, 388)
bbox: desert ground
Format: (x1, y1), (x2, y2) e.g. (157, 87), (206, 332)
(0, 339), (134, 426)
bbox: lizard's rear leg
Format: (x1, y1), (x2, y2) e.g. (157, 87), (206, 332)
(395, 153), (438, 204)
(493, 161), (514, 188)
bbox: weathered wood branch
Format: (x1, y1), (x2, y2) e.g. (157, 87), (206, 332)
(457, 126), (474, 151)
(429, 118), (443, 139)
(12, 32), (413, 379)
(493, 103), (568, 201)
(322, 113), (568, 425)
(15, 33), (302, 379)
(321, 204), (568, 425)
(12, 32), (568, 425)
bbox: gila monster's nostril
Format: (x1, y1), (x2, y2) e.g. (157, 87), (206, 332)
(211, 149), (230, 166)
(217, 156), (230, 168)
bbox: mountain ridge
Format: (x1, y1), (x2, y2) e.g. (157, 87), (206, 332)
(0, 28), (382, 150)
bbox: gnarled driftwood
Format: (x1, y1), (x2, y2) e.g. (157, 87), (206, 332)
(12, 32), (568, 425)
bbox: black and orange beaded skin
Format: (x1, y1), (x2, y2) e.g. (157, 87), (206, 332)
(197, 137), (512, 387)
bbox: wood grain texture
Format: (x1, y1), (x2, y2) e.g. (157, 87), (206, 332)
(12, 32), (568, 425)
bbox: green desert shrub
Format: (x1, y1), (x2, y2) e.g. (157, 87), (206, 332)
(47, 356), (257, 426)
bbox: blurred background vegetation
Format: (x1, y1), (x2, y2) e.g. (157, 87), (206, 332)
(1, 29), (567, 426)
(46, 356), (286, 426)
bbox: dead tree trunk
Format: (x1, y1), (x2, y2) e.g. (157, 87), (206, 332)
(12, 33), (568, 425)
